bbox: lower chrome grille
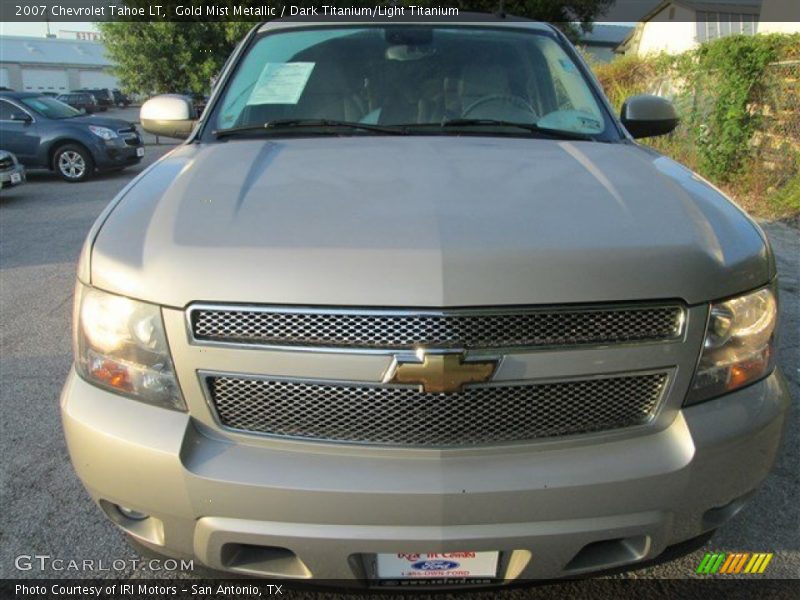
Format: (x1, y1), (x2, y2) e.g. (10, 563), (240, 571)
(118, 127), (141, 146)
(207, 372), (668, 447)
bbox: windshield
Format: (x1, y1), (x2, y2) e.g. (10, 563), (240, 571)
(212, 26), (612, 138)
(21, 96), (82, 119)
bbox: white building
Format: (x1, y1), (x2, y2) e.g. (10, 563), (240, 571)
(0, 36), (118, 93)
(619, 0), (766, 56)
(758, 0), (800, 33)
(57, 30), (103, 42)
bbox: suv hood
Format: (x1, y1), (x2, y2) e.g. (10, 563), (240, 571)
(91, 137), (770, 308)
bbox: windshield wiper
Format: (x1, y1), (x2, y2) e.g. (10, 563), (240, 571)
(437, 118), (595, 141)
(213, 119), (408, 138)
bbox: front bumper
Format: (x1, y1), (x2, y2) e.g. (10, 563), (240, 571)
(91, 136), (143, 170)
(61, 369), (789, 583)
(0, 164), (26, 188)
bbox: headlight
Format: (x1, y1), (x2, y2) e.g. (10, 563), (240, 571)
(88, 125), (118, 140)
(687, 284), (777, 404)
(74, 284), (185, 411)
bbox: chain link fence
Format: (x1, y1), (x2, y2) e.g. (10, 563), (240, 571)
(595, 51), (800, 218)
(757, 61), (800, 173)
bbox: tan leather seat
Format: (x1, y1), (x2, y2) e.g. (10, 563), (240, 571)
(459, 65), (511, 114)
(378, 75), (444, 125)
(295, 63), (365, 121)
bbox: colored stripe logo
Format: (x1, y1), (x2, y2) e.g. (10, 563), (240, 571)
(696, 552), (773, 574)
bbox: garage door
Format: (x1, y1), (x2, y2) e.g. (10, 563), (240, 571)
(21, 68), (68, 93)
(0, 68), (9, 89)
(78, 70), (119, 90)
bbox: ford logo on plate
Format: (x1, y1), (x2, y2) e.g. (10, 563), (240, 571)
(411, 560), (460, 571)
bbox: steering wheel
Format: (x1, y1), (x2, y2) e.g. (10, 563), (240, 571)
(462, 94), (537, 119)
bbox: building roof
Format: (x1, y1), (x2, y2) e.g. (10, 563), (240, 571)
(676, 0), (760, 12)
(579, 24), (634, 46)
(603, 0), (761, 21)
(616, 0), (762, 51)
(640, 0), (761, 22)
(0, 36), (112, 67)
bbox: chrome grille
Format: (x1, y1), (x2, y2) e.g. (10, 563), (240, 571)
(207, 372), (668, 447)
(118, 127), (141, 147)
(191, 305), (684, 350)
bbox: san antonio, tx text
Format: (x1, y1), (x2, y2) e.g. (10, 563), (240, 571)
(16, 584), (282, 597)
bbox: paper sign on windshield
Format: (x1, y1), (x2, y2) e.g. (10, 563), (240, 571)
(247, 62), (315, 105)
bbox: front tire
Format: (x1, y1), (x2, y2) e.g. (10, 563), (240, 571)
(53, 144), (94, 182)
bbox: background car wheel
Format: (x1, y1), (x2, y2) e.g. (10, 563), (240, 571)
(53, 144), (94, 182)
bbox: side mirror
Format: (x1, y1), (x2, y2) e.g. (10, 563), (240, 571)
(10, 112), (32, 123)
(620, 95), (679, 139)
(140, 94), (197, 139)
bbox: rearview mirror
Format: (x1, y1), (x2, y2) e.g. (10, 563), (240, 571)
(620, 95), (679, 139)
(140, 94), (197, 139)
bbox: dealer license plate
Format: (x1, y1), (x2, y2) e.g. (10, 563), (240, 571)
(376, 551), (499, 580)
(136, 147), (145, 157)
(10, 173), (21, 184)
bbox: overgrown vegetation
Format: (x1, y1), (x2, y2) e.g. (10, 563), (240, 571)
(592, 34), (800, 222)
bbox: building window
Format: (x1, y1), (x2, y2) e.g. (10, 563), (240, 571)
(720, 13), (731, 37)
(697, 11), (758, 42)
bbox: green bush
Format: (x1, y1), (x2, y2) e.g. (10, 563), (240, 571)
(689, 35), (792, 178)
(593, 33), (800, 220)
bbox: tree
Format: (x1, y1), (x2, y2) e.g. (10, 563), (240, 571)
(98, 21), (251, 95)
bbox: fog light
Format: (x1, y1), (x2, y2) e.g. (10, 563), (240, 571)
(117, 505), (149, 520)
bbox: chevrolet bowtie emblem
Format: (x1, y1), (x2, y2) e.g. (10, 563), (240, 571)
(384, 352), (497, 394)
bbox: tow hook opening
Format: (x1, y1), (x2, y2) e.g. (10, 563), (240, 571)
(565, 536), (651, 572)
(220, 543), (311, 578)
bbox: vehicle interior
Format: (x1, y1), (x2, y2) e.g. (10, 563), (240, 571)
(218, 27), (606, 135)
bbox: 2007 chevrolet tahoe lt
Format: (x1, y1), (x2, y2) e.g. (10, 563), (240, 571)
(60, 17), (790, 585)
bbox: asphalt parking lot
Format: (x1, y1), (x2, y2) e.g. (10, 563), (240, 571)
(0, 111), (797, 592)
